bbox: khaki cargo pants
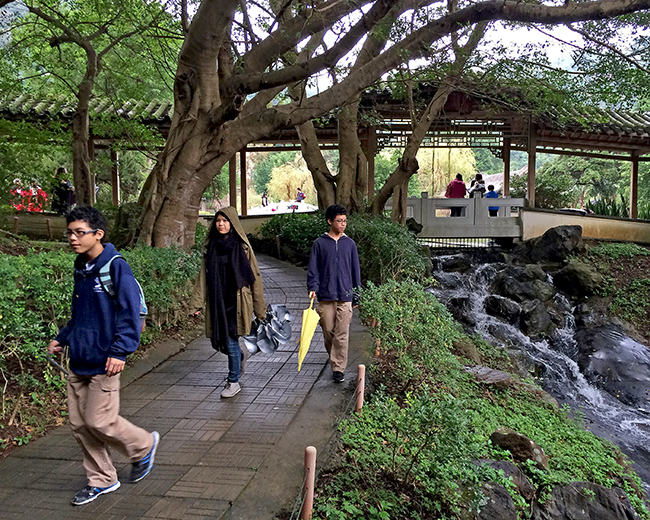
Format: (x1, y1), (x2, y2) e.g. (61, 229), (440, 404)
(67, 372), (153, 487)
(317, 301), (353, 372)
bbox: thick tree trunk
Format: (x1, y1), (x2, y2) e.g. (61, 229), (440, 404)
(297, 121), (336, 209)
(337, 102), (367, 211)
(72, 60), (98, 206)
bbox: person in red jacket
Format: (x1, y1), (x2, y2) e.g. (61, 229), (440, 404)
(445, 173), (467, 217)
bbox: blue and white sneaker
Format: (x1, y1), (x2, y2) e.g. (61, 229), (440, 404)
(130, 431), (159, 483)
(71, 481), (121, 506)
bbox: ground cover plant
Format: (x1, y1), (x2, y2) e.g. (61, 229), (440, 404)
(583, 241), (650, 340)
(310, 280), (648, 519)
(0, 236), (201, 455)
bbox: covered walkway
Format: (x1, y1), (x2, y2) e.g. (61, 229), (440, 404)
(0, 255), (372, 519)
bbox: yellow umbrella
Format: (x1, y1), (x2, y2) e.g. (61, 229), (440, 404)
(298, 297), (320, 371)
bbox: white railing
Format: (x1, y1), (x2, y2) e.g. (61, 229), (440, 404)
(393, 193), (526, 238)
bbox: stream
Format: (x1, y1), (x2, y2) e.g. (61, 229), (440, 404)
(432, 259), (650, 490)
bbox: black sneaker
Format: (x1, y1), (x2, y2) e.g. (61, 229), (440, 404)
(130, 431), (159, 483)
(332, 371), (345, 383)
(71, 481), (120, 506)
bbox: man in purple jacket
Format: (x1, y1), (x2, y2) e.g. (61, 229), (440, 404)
(48, 206), (158, 506)
(307, 205), (361, 383)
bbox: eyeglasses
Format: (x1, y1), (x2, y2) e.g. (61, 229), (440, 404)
(333, 219), (347, 224)
(65, 229), (98, 238)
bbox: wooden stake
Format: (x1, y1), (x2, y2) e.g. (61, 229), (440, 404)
(355, 364), (366, 414)
(301, 446), (317, 520)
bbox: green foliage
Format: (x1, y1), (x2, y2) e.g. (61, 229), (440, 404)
(259, 213), (430, 283)
(373, 149), (421, 196)
(314, 280), (649, 519)
(588, 242), (650, 260)
(252, 151), (298, 194)
(586, 198), (628, 218)
(259, 212), (327, 257)
(582, 242), (650, 331)
(346, 215), (429, 284)
(511, 168), (578, 209)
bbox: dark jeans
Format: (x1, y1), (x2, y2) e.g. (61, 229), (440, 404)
(489, 209), (498, 217)
(450, 207), (463, 217)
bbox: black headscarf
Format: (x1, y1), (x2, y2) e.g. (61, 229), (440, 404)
(205, 212), (256, 352)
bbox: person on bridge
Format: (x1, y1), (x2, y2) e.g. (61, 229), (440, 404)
(48, 206), (159, 507)
(307, 205), (361, 383)
(486, 184), (499, 216)
(468, 173), (486, 198)
(191, 206), (267, 398)
(445, 173), (466, 217)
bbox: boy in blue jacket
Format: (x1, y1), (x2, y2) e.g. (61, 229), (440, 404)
(48, 206), (158, 506)
(307, 205), (361, 383)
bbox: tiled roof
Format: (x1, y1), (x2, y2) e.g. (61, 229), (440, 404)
(0, 93), (173, 124)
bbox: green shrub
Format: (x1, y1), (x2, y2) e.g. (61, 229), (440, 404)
(259, 212), (327, 257)
(260, 212), (430, 283)
(346, 214), (429, 284)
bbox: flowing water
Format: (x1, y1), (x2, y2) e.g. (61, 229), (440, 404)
(432, 259), (650, 489)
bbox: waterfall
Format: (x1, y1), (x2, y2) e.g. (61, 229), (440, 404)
(432, 257), (650, 490)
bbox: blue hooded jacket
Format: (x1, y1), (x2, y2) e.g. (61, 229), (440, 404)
(307, 234), (361, 303)
(55, 243), (142, 376)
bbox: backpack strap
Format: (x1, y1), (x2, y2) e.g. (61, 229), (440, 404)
(98, 255), (122, 297)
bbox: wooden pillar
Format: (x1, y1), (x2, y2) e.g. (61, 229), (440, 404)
(229, 155), (237, 211)
(630, 151), (639, 219)
(527, 122), (536, 208)
(503, 137), (511, 197)
(110, 149), (120, 205)
(240, 148), (247, 216)
(367, 126), (377, 199)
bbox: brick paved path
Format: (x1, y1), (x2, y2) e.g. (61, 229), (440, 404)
(0, 255), (366, 520)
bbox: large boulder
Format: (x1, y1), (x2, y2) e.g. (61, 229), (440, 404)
(485, 295), (521, 324)
(553, 260), (604, 298)
(464, 366), (513, 389)
(492, 265), (548, 303)
(531, 482), (640, 520)
(489, 427), (549, 470)
(477, 482), (518, 520)
(575, 326), (650, 407)
(520, 299), (555, 338)
(519, 225), (583, 263)
(437, 254), (472, 272)
(478, 459), (536, 501)
(452, 337), (481, 364)
(448, 296), (477, 326)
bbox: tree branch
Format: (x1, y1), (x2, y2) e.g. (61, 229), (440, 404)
(565, 23), (650, 74)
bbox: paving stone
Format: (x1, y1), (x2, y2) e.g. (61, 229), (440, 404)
(167, 467), (255, 501)
(143, 497), (230, 519)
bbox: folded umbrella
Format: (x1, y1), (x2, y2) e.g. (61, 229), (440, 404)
(298, 297), (320, 371)
(243, 304), (294, 355)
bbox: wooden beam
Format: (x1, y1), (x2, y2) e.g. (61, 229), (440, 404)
(630, 151), (639, 219)
(240, 148), (248, 216)
(503, 137), (511, 197)
(229, 155), (237, 211)
(110, 149), (120, 205)
(527, 122), (536, 208)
